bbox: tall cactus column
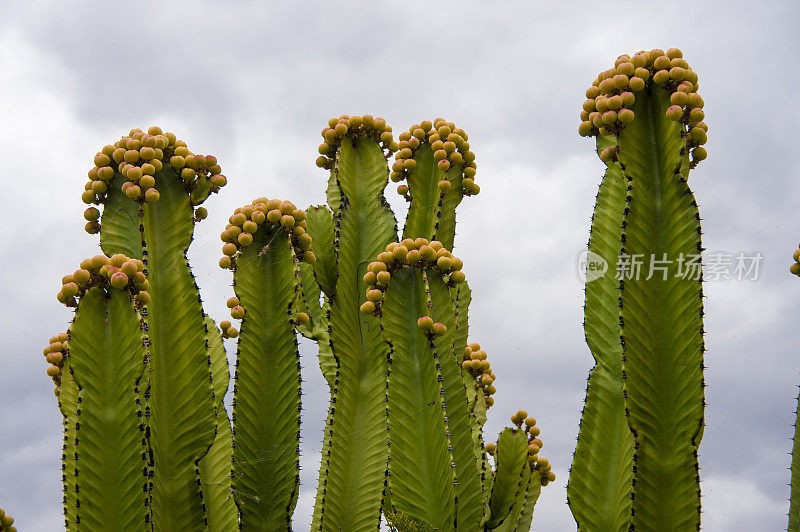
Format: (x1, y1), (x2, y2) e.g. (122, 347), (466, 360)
(51, 254), (151, 530)
(81, 127), (227, 529)
(567, 134), (633, 531)
(571, 48), (708, 530)
(310, 115), (399, 530)
(360, 239), (479, 530)
(218, 197), (314, 530)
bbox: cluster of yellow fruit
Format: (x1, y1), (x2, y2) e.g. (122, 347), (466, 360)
(462, 342), (497, 409)
(578, 48), (709, 168)
(485, 411), (555, 486)
(42, 332), (69, 389)
(56, 254), (150, 308)
(219, 298), (310, 339)
(82, 126), (226, 233)
(218, 318), (239, 340)
(391, 118), (479, 200)
(790, 245), (800, 276)
(358, 238), (466, 317)
(315, 114), (398, 170)
(218, 198), (315, 271)
(0, 508), (16, 532)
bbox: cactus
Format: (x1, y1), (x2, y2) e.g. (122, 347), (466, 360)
(569, 48), (707, 530)
(39, 77), (716, 528)
(55, 255), (149, 530)
(307, 115), (549, 530)
(45, 117), (550, 532)
(78, 128), (226, 529)
(197, 316), (238, 530)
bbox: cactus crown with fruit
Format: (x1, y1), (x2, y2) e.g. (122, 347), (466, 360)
(578, 47), (708, 169)
(81, 126), (226, 234)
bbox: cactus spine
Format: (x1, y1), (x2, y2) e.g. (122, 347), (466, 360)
(570, 48), (707, 530)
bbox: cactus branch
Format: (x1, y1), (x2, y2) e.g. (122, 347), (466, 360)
(223, 199), (305, 530)
(614, 50), (705, 530)
(396, 119), (478, 250)
(67, 284), (148, 530)
(379, 266), (458, 529)
(197, 317), (237, 531)
(311, 117), (398, 531)
(567, 134), (633, 531)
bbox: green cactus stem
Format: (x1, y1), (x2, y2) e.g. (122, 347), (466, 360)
(311, 115), (398, 531)
(362, 239), (479, 529)
(54, 255), (149, 530)
(86, 127), (225, 529)
(575, 48), (706, 530)
(298, 205), (337, 387)
(485, 415), (553, 530)
(44, 331), (78, 531)
(197, 316), (238, 531)
(567, 133), (633, 531)
(393, 119), (479, 251)
(220, 198), (312, 530)
(791, 387), (800, 532)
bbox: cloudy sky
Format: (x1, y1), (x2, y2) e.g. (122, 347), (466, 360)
(1, 1), (799, 530)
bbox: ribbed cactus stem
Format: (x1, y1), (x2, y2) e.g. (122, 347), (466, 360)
(298, 206), (337, 387)
(378, 265), (457, 529)
(486, 419), (552, 530)
(138, 165), (216, 530)
(577, 49), (707, 530)
(60, 368), (79, 531)
(52, 254), (151, 530)
(311, 115), (398, 531)
(568, 135), (633, 531)
(69, 288), (148, 530)
(197, 317), (238, 530)
(220, 197), (311, 530)
(790, 385), (800, 531)
(361, 239), (480, 529)
(788, 245), (800, 531)
(87, 127), (225, 529)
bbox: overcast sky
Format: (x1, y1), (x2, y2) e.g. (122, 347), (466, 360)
(1, 1), (799, 530)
